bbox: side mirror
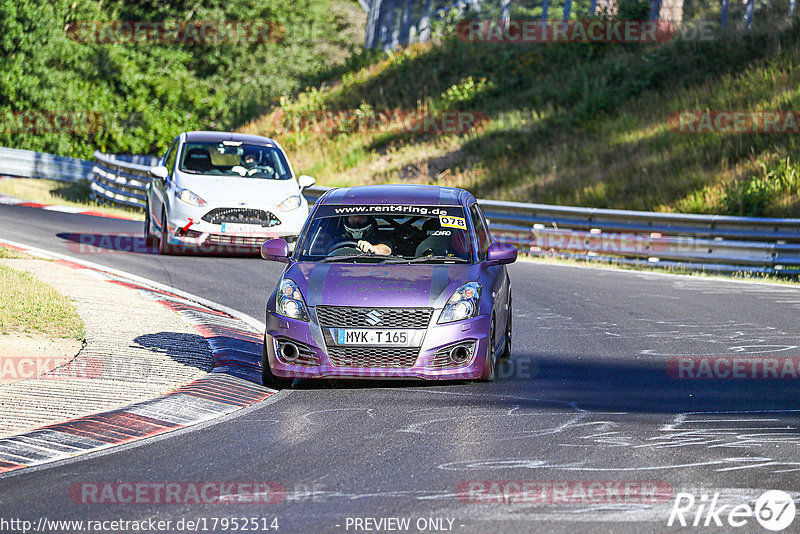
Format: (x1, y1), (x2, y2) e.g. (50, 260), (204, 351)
(261, 238), (290, 263)
(486, 242), (517, 265)
(298, 175), (316, 191)
(149, 166), (169, 181)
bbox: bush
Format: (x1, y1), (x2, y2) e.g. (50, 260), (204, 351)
(0, 0), (364, 158)
(723, 156), (800, 216)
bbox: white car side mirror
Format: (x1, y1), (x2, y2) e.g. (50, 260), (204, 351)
(298, 175), (316, 190)
(150, 166), (169, 181)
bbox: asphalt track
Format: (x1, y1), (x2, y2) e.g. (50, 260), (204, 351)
(2, 202), (800, 533)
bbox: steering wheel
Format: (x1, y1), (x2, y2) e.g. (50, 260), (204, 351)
(327, 240), (361, 255)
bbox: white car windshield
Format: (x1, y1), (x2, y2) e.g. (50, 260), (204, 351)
(179, 142), (292, 180)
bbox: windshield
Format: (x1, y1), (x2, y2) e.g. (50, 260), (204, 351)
(178, 142), (292, 179)
(296, 204), (475, 263)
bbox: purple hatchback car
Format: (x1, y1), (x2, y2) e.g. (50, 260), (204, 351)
(260, 184), (516, 387)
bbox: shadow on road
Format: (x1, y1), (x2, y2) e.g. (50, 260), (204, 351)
(496, 352), (800, 417)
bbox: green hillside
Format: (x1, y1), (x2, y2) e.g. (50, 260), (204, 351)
(246, 18), (800, 217)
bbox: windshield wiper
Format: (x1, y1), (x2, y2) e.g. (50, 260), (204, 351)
(383, 255), (470, 264)
(321, 254), (393, 263)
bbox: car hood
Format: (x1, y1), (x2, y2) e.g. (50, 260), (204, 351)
(284, 262), (482, 309)
(175, 173), (300, 205)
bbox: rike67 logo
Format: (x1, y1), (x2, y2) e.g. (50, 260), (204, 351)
(668, 490), (796, 531)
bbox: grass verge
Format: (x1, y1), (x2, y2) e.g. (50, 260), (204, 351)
(0, 246), (35, 260)
(0, 263), (85, 340)
(0, 178), (144, 221)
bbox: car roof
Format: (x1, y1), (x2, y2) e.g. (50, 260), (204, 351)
(320, 185), (471, 206)
(183, 131), (278, 146)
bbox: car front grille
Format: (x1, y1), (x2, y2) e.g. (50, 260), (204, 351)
(206, 234), (264, 246)
(315, 307), (433, 329)
(201, 208), (280, 227)
(327, 347), (419, 368)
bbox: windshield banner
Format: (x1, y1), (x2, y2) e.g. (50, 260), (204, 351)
(318, 204), (464, 218)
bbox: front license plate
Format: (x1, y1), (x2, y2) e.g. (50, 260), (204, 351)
(221, 222), (261, 234)
(337, 329), (411, 346)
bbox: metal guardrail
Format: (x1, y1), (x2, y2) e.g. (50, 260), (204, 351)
(302, 186), (800, 275)
(0, 146), (94, 182)
(91, 151), (158, 208)
(2, 148), (798, 275)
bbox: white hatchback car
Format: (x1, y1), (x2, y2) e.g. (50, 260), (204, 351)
(145, 131), (315, 254)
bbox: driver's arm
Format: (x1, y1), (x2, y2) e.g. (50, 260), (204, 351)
(357, 241), (392, 256)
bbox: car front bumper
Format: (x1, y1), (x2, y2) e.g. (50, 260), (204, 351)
(163, 201), (308, 251)
(264, 311), (492, 380)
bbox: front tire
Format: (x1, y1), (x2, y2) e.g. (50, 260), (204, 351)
(499, 296), (512, 360)
(158, 211), (174, 255)
(479, 317), (497, 382)
(144, 201), (158, 248)
(262, 336), (293, 389)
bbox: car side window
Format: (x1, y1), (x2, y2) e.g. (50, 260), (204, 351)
(165, 138), (179, 175)
(469, 203), (490, 260)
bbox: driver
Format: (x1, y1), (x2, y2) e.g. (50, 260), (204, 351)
(339, 215), (394, 256)
(241, 151), (258, 170)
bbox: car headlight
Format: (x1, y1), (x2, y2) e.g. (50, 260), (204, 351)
(176, 188), (207, 207)
(276, 279), (309, 321)
(438, 282), (481, 324)
(277, 194), (301, 212)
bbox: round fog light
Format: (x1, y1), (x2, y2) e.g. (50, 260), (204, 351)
(449, 345), (471, 364)
(279, 341), (300, 362)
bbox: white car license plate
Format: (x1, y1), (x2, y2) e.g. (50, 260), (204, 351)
(337, 329), (411, 346)
(221, 222), (261, 234)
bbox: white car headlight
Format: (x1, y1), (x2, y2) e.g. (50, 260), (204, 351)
(277, 194), (302, 212)
(277, 279), (309, 321)
(176, 188), (207, 207)
(438, 282), (481, 324)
